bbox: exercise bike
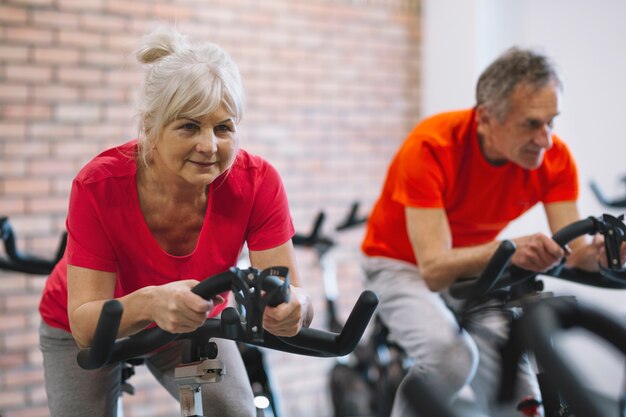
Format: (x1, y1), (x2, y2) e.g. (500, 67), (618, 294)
(77, 265), (379, 417)
(293, 203), (408, 417)
(449, 213), (626, 417)
(400, 298), (626, 417)
(590, 177), (626, 208)
(0, 216), (67, 274)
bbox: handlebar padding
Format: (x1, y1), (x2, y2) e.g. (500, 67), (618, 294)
(551, 217), (598, 247)
(76, 300), (123, 369)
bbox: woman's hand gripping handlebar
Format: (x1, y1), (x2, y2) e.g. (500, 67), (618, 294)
(450, 213), (626, 300)
(77, 266), (379, 370)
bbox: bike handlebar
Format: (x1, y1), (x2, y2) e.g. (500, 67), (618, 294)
(449, 214), (626, 299)
(0, 217), (67, 275)
(77, 267), (379, 370)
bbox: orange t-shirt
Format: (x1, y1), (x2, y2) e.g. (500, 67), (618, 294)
(361, 108), (579, 265)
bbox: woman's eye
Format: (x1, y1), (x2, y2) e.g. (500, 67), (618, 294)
(181, 123), (199, 131)
(215, 124), (232, 133)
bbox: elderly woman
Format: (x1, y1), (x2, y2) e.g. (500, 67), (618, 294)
(38, 26), (313, 417)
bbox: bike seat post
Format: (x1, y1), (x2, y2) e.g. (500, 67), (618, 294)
(175, 339), (224, 417)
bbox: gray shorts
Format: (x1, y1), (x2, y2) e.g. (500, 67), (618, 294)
(39, 321), (255, 417)
(362, 256), (541, 417)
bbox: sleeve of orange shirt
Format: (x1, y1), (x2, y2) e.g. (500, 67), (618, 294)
(392, 135), (448, 209)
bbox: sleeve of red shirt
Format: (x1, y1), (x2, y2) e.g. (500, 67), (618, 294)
(542, 136), (579, 203)
(246, 161), (295, 251)
(393, 136), (447, 208)
(65, 179), (118, 272)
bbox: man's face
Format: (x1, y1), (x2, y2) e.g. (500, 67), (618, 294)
(478, 81), (560, 170)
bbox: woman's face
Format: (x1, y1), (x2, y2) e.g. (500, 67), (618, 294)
(153, 106), (238, 187)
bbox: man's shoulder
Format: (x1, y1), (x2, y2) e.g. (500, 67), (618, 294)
(405, 108), (475, 149)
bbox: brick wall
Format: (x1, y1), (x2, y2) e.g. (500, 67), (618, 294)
(0, 0), (421, 416)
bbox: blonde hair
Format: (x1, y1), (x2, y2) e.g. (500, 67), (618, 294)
(134, 26), (244, 164)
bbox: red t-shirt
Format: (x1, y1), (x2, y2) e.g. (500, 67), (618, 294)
(362, 109), (579, 265)
(39, 141), (295, 332)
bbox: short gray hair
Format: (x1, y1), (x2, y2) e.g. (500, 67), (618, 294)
(134, 26), (244, 164)
(476, 47), (561, 121)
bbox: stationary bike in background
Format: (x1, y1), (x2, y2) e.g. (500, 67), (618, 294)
(293, 203), (409, 417)
(449, 213), (626, 417)
(590, 176), (626, 208)
(0, 216), (66, 274)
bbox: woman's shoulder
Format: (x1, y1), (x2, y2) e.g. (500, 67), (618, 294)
(74, 140), (137, 185)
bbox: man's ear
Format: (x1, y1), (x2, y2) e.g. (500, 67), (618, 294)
(475, 105), (492, 135)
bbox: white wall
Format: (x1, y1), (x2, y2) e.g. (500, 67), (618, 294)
(422, 0), (626, 398)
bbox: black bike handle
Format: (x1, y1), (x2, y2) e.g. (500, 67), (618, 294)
(450, 217), (607, 299)
(76, 299), (124, 369)
(0, 217), (67, 275)
(78, 270), (289, 369)
(449, 240), (516, 299)
(79, 289), (378, 368)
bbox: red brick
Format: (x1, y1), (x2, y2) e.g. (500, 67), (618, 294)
(3, 141), (50, 158)
(80, 13), (128, 31)
(2, 178), (51, 196)
(28, 122), (77, 139)
(0, 390), (27, 409)
(0, 315), (29, 333)
(32, 9), (80, 28)
(32, 84), (80, 102)
(57, 0), (104, 11)
(4, 330), (39, 350)
(0, 121), (27, 137)
(3, 294), (44, 311)
(106, 0), (150, 15)
(8, 0), (53, 5)
(0, 198), (27, 215)
(3, 406), (52, 417)
(33, 47), (80, 65)
(27, 160), (77, 177)
(81, 85), (127, 101)
(2, 367), (45, 387)
(0, 45), (29, 61)
(54, 104), (100, 122)
(0, 159), (27, 176)
(0, 352), (26, 369)
(56, 67), (103, 84)
(0, 6), (29, 23)
(4, 27), (54, 45)
(52, 140), (101, 157)
(152, 3), (193, 19)
(0, 83), (30, 101)
(5, 65), (52, 83)
(57, 29), (104, 48)
(2, 104), (52, 120)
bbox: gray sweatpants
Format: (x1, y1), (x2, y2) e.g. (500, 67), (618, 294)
(39, 322), (255, 417)
(362, 256), (541, 417)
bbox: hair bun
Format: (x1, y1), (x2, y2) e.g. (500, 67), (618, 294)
(135, 26), (189, 64)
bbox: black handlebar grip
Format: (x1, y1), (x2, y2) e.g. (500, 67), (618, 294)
(449, 240), (516, 299)
(280, 290), (379, 356)
(191, 271), (234, 299)
(551, 217), (598, 247)
(77, 299), (123, 370)
(262, 274), (290, 307)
